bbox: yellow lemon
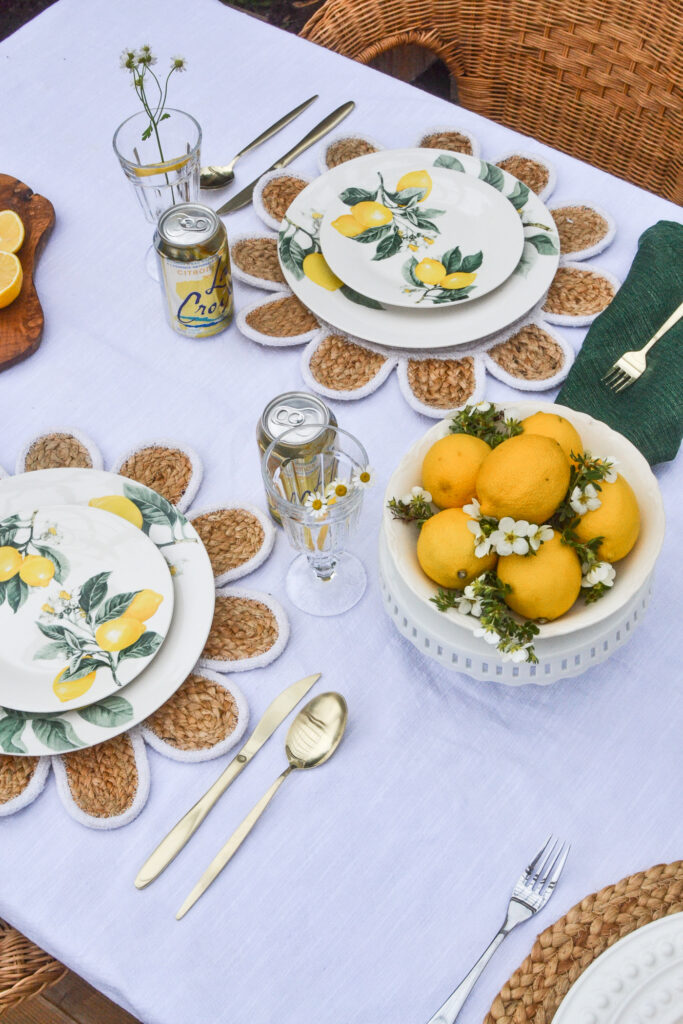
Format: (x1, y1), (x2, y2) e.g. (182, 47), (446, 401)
(53, 666), (97, 703)
(573, 474), (640, 562)
(0, 546), (21, 582)
(89, 495), (143, 528)
(0, 251), (22, 309)
(498, 532), (582, 620)
(302, 253), (342, 291)
(440, 271), (477, 290)
(95, 616), (144, 652)
(476, 434), (570, 524)
(126, 589), (164, 621)
(331, 214), (364, 237)
(417, 507), (497, 589)
(521, 411), (583, 462)
(414, 258), (447, 286)
(19, 555), (55, 588)
(422, 433), (491, 509)
(395, 170), (432, 202)
(350, 201), (393, 228)
(0, 210), (25, 254)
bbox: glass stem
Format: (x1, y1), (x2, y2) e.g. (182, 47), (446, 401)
(307, 553), (338, 583)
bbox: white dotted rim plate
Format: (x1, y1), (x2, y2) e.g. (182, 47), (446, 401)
(553, 912), (683, 1023)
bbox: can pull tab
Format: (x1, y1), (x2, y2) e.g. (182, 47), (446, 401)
(173, 215), (211, 233)
(273, 405), (319, 427)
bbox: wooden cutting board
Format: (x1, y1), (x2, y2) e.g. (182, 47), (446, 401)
(0, 174), (55, 371)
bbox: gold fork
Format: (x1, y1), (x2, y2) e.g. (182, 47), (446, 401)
(602, 300), (683, 392)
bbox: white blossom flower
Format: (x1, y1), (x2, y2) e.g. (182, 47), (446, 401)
(401, 485), (431, 505)
(489, 517), (531, 556)
(527, 523), (554, 551)
(473, 401), (491, 412)
(304, 491), (328, 520)
(466, 518), (493, 557)
(352, 466), (375, 489)
(120, 49), (137, 69)
(463, 497), (481, 520)
(502, 645), (532, 663)
(136, 47), (157, 66)
(601, 457), (618, 483)
(581, 561), (616, 588)
(570, 483), (602, 516)
(170, 55), (187, 71)
(456, 584), (482, 618)
(474, 625), (501, 646)
(325, 479), (350, 500)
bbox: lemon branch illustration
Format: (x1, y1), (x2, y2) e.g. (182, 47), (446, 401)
(34, 571), (164, 698)
(401, 245), (483, 304)
(89, 485), (195, 545)
(0, 512), (70, 614)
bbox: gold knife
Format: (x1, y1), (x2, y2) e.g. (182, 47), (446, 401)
(134, 672), (321, 889)
(216, 101), (355, 215)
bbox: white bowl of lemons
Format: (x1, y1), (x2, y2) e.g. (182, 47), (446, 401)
(383, 401), (665, 662)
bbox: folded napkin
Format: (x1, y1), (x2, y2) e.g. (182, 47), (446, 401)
(557, 220), (683, 465)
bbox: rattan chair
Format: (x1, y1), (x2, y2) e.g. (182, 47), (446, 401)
(0, 919), (66, 1016)
(301, 0), (683, 202)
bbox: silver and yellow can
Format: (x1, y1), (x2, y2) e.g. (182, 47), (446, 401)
(257, 392), (338, 524)
(154, 203), (233, 338)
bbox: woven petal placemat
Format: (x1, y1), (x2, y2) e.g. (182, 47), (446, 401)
(495, 153), (556, 199)
(200, 588), (289, 672)
(542, 264), (620, 325)
(142, 670), (248, 759)
(188, 504), (274, 585)
(484, 861), (683, 1023)
(16, 430), (102, 474)
(323, 135), (380, 169)
(113, 442), (201, 511)
(231, 235), (285, 289)
(417, 127), (478, 156)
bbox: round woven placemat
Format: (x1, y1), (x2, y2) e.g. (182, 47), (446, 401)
(552, 205), (609, 255)
(419, 130), (473, 155)
(203, 594), (279, 662)
(118, 445), (192, 506)
(23, 433), (93, 471)
(485, 860), (683, 1023)
(62, 733), (138, 819)
(191, 508), (265, 576)
(543, 266), (615, 317)
(309, 334), (386, 391)
(407, 356), (476, 408)
(488, 325), (566, 381)
(496, 155), (550, 195)
(325, 137), (379, 168)
(245, 295), (319, 337)
(232, 237), (285, 285)
(144, 673), (240, 751)
(261, 175), (308, 221)
(0, 756), (40, 805)
(0, 919), (66, 1014)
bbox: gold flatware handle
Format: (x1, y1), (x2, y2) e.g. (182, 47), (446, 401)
(235, 94), (318, 161)
(176, 767), (292, 920)
(272, 100), (355, 169)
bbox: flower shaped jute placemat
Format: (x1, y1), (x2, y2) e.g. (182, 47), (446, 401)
(0, 430), (287, 829)
(484, 860), (683, 1023)
(232, 122), (620, 417)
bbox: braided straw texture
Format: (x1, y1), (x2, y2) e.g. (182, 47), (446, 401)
(488, 325), (566, 380)
(543, 266), (615, 317)
(202, 595), (279, 662)
(406, 356), (476, 408)
(0, 757), (40, 805)
(232, 237), (285, 284)
(485, 861), (683, 1023)
(419, 130), (473, 154)
(300, 0), (682, 201)
(245, 295), (319, 337)
(553, 205), (610, 255)
(309, 334), (387, 391)
(23, 433), (92, 471)
(191, 508), (265, 576)
(260, 176), (309, 221)
(325, 137), (379, 167)
(62, 734), (138, 819)
(118, 446), (192, 506)
(144, 673), (239, 751)
(0, 920), (66, 1014)
(496, 156), (550, 196)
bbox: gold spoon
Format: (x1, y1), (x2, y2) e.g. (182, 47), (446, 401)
(176, 692), (348, 919)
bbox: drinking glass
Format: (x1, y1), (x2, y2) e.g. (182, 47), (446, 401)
(262, 425), (369, 616)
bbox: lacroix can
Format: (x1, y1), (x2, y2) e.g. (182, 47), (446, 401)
(154, 203), (233, 337)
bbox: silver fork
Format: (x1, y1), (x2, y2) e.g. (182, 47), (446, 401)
(425, 836), (570, 1024)
(602, 300), (683, 392)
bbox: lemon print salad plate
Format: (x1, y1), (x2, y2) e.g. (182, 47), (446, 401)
(318, 161), (523, 308)
(0, 504), (174, 713)
(277, 148), (560, 350)
(0, 469), (214, 755)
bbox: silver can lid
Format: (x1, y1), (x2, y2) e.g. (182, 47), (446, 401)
(157, 203), (220, 248)
(262, 392), (332, 446)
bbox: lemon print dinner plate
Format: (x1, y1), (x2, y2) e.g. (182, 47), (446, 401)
(318, 161), (523, 308)
(0, 504), (174, 713)
(0, 470), (214, 756)
(277, 148), (560, 349)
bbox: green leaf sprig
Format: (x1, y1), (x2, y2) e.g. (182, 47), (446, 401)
(449, 403), (523, 448)
(560, 528), (613, 604)
(387, 494), (435, 526)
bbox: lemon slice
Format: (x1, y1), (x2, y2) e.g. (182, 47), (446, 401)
(0, 210), (25, 254)
(0, 252), (23, 308)
(132, 156), (190, 177)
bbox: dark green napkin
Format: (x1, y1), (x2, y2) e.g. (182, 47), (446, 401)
(557, 220), (683, 465)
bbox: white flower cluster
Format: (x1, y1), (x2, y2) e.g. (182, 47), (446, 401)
(303, 468), (375, 520)
(464, 498), (553, 558)
(581, 561), (616, 589)
(472, 625), (533, 663)
(453, 583), (482, 618)
(569, 455), (618, 515)
(401, 485), (432, 505)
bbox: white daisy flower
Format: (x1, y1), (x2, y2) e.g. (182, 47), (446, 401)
(325, 479), (350, 500)
(304, 491), (328, 520)
(474, 625), (501, 646)
(489, 517), (530, 556)
(353, 466), (375, 489)
(463, 497), (481, 520)
(170, 55), (187, 71)
(570, 483), (602, 516)
(401, 485), (431, 505)
(473, 401), (491, 412)
(136, 47), (157, 66)
(527, 523), (554, 551)
(581, 561), (616, 588)
(120, 49), (137, 69)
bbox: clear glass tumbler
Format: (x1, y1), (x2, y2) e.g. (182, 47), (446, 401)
(112, 108), (202, 225)
(262, 425), (369, 616)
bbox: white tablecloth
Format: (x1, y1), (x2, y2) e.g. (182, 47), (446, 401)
(1, 2), (682, 1022)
